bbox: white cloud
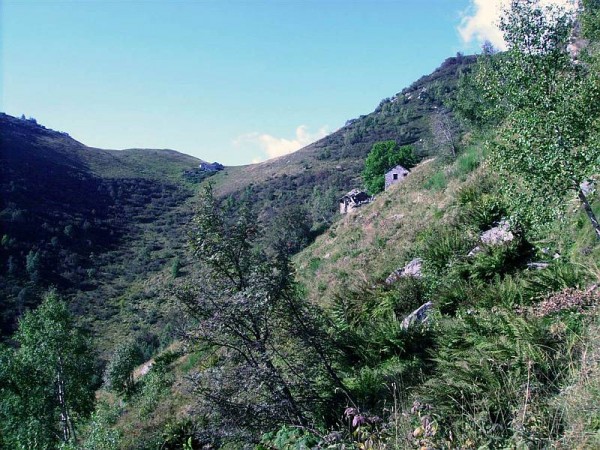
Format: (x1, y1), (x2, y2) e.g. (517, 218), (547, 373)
(458, 0), (576, 51)
(234, 125), (329, 163)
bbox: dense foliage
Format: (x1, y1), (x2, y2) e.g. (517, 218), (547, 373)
(0, 291), (96, 448)
(175, 184), (347, 441)
(465, 0), (600, 238)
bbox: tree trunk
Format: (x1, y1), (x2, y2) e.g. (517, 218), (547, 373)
(578, 188), (600, 240)
(56, 358), (75, 442)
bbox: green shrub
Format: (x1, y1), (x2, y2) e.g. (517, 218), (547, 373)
(104, 340), (144, 396)
(384, 277), (428, 317)
(136, 355), (175, 418)
(458, 238), (531, 282)
(170, 257), (181, 278)
(424, 171), (447, 191)
(418, 227), (474, 275)
(422, 309), (567, 448)
(75, 402), (122, 450)
(454, 147), (481, 177)
(159, 418), (200, 450)
(257, 425), (319, 450)
(524, 261), (588, 300)
(308, 257), (321, 272)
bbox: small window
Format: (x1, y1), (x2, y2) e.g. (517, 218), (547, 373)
(393, 173), (398, 180)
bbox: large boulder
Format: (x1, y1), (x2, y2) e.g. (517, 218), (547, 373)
(468, 220), (515, 257)
(385, 258), (423, 284)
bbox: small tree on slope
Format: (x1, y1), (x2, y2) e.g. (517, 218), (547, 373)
(362, 141), (416, 194)
(0, 290), (96, 447)
(471, 0), (600, 238)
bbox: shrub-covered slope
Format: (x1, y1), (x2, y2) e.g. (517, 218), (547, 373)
(0, 114), (204, 344)
(0, 54), (475, 345)
(88, 135), (599, 449)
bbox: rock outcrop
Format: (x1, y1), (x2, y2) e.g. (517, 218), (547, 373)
(401, 301), (433, 330)
(468, 220), (514, 256)
(386, 258), (423, 284)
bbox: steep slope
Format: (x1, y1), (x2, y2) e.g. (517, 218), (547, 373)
(211, 55), (476, 223)
(293, 150), (477, 304)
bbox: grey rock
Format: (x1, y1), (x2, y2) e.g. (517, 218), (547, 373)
(527, 262), (550, 270)
(468, 220), (515, 257)
(480, 220), (514, 245)
(467, 246), (482, 257)
(386, 258), (423, 284)
(401, 301), (433, 330)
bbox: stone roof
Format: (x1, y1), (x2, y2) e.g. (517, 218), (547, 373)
(386, 164), (409, 175)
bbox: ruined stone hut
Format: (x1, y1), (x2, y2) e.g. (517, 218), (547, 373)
(340, 189), (371, 214)
(385, 165), (409, 190)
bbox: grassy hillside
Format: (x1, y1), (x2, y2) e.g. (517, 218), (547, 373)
(211, 55), (476, 224)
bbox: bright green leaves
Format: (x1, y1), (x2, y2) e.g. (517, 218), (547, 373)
(466, 0), (600, 238)
(0, 291), (96, 448)
(104, 340), (144, 396)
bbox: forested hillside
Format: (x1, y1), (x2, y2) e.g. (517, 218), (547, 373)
(1, 1), (599, 449)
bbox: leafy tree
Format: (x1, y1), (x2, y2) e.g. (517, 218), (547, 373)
(265, 204), (313, 255)
(0, 290), (96, 448)
(470, 0), (600, 238)
(176, 183), (348, 436)
(310, 185), (338, 227)
(26, 249), (41, 282)
(362, 141), (416, 194)
(104, 340), (144, 396)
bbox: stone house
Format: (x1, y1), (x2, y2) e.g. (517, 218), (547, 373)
(385, 165), (409, 190)
(339, 189), (371, 214)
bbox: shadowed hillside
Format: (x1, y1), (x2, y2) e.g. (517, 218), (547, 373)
(0, 114), (203, 343)
(1, 55), (476, 345)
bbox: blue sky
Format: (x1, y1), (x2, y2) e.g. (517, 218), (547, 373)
(2, 0), (501, 165)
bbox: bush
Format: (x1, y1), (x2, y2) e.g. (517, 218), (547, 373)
(418, 227), (474, 275)
(423, 171), (447, 191)
(104, 340), (144, 396)
(257, 425), (319, 450)
(524, 261), (588, 300)
(456, 237), (531, 282)
(422, 309), (568, 448)
(454, 147), (481, 177)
